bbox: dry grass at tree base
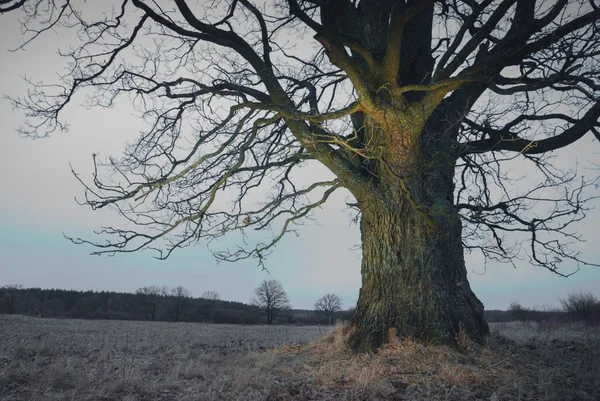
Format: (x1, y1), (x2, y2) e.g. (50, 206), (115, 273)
(1, 316), (599, 401)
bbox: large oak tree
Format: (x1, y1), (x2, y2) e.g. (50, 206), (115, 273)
(2, 0), (599, 350)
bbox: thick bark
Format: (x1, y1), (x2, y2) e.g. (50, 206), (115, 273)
(350, 179), (489, 350)
(349, 116), (489, 350)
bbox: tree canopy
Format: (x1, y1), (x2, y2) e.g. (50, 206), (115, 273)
(251, 280), (291, 324)
(2, 0), (599, 349)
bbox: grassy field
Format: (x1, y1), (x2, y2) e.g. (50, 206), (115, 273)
(1, 316), (599, 400)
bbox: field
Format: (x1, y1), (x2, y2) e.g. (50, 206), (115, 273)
(1, 316), (599, 401)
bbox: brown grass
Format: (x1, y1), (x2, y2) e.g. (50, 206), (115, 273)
(1, 316), (599, 400)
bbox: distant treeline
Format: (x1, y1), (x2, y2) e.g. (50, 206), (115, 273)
(484, 309), (564, 323)
(2, 285), (597, 326)
(0, 285), (353, 325)
(485, 291), (600, 325)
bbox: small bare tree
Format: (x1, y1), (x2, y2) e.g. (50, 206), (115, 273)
(507, 302), (528, 322)
(251, 280), (290, 325)
(560, 291), (599, 320)
(136, 285), (161, 321)
(161, 285), (191, 322)
(202, 291), (220, 302)
(201, 291), (220, 323)
(315, 294), (343, 324)
(2, 284), (23, 315)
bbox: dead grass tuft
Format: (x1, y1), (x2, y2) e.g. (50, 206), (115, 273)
(297, 320), (353, 355)
(270, 321), (600, 400)
(274, 327), (511, 400)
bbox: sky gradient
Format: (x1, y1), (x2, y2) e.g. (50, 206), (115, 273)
(1, 5), (599, 311)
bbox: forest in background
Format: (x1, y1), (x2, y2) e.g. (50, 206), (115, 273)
(1, 285), (598, 326)
(0, 285), (352, 325)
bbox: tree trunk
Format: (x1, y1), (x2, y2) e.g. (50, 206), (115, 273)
(349, 165), (489, 351)
(267, 307), (273, 324)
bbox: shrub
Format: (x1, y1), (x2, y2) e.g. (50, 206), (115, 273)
(559, 291), (599, 321)
(507, 302), (528, 321)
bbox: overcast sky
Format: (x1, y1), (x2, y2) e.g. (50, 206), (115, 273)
(1, 5), (599, 311)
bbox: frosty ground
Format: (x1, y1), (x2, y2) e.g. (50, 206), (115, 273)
(1, 315), (599, 400)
